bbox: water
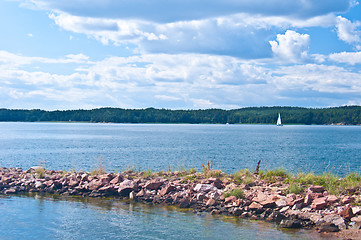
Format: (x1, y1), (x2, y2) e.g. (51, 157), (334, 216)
(0, 195), (327, 240)
(1, 122), (355, 239)
(0, 122), (361, 175)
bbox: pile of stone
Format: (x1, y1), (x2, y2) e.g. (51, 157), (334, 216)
(1, 166), (361, 235)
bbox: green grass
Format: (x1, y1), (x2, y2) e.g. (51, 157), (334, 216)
(224, 188), (244, 199)
(233, 169), (254, 184)
(287, 183), (303, 194)
(262, 168), (290, 183)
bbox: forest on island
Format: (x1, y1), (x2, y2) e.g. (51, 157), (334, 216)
(0, 106), (361, 125)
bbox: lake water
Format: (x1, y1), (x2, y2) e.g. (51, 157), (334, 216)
(0, 122), (359, 239)
(0, 122), (360, 175)
(0, 195), (329, 240)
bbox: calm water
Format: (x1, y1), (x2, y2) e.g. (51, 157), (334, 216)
(0, 122), (360, 175)
(0, 195), (328, 240)
(1, 122), (356, 239)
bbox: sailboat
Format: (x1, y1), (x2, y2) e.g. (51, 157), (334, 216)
(277, 113), (283, 126)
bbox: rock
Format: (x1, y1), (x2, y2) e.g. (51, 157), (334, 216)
(4, 187), (17, 194)
(310, 213), (324, 225)
(341, 196), (355, 204)
(323, 214), (346, 230)
(159, 184), (176, 196)
(279, 219), (302, 228)
(340, 205), (355, 220)
(233, 208), (242, 216)
(179, 197), (191, 208)
(304, 194), (313, 206)
(253, 192), (267, 203)
(206, 198), (217, 207)
(98, 185), (116, 193)
(326, 195), (338, 205)
(225, 196), (237, 204)
(351, 215), (361, 223)
(308, 185), (324, 193)
(196, 193), (208, 201)
(248, 202), (263, 211)
(136, 189), (146, 197)
(318, 223), (339, 233)
(260, 198), (276, 208)
(144, 178), (166, 190)
(352, 206), (361, 215)
(118, 179), (137, 196)
(110, 173), (124, 184)
(311, 197), (327, 210)
(275, 198), (288, 208)
(193, 184), (217, 193)
(87, 179), (104, 191)
(68, 179), (79, 187)
(35, 181), (44, 189)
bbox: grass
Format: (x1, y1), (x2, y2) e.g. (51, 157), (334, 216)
(224, 188), (244, 199)
(35, 167), (46, 179)
(262, 168), (290, 183)
(233, 169), (255, 185)
(287, 183), (303, 194)
(91, 156), (106, 176)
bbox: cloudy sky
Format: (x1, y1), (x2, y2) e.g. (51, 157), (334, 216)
(1, 0), (361, 110)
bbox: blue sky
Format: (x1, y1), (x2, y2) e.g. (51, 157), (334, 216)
(1, 0), (361, 110)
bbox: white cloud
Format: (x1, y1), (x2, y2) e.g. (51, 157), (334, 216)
(269, 30), (310, 63)
(329, 51), (361, 65)
(2, 50), (361, 109)
(336, 16), (361, 48)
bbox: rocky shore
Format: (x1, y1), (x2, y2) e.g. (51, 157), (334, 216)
(1, 166), (361, 239)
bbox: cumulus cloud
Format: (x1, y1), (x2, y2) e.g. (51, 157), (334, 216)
(336, 16), (361, 49)
(269, 30), (310, 63)
(329, 51), (361, 65)
(2, 50), (361, 109)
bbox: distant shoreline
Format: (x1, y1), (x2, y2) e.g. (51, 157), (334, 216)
(1, 106), (361, 125)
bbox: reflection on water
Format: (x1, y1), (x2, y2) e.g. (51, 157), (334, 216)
(0, 194), (333, 240)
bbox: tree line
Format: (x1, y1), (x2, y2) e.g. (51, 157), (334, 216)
(0, 106), (360, 125)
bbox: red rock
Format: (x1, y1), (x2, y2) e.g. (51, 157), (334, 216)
(68, 179), (79, 187)
(159, 184), (176, 196)
(260, 198), (276, 208)
(118, 179), (137, 196)
(308, 185), (324, 193)
(98, 185), (116, 193)
(225, 196), (237, 204)
(311, 197), (327, 210)
(234, 199), (243, 207)
(341, 196), (355, 205)
(249, 202), (263, 210)
(87, 179), (103, 191)
(206, 198), (217, 207)
(144, 178), (166, 190)
(340, 205), (355, 220)
(43, 180), (54, 187)
(326, 195), (338, 205)
(253, 192), (267, 203)
(110, 173), (124, 184)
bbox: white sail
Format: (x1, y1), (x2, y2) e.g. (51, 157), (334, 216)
(277, 113), (283, 126)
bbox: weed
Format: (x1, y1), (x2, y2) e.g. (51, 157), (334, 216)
(142, 169), (153, 178)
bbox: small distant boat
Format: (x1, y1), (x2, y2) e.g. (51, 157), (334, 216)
(277, 113), (283, 126)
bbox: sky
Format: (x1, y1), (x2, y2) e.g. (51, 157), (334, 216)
(1, 0), (361, 110)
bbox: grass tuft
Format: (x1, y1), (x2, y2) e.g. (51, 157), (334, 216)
(224, 188), (244, 199)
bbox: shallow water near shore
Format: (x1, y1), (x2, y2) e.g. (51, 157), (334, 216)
(0, 194), (331, 240)
(1, 122), (361, 176)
